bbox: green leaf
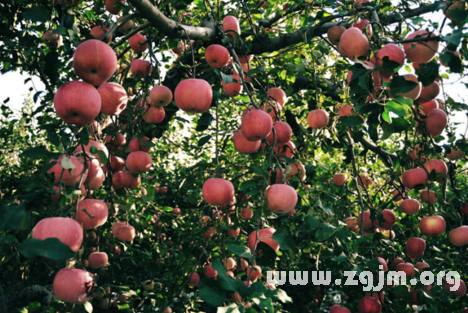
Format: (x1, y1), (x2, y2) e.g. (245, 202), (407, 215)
(388, 75), (418, 95)
(0, 236), (16, 255)
(252, 166), (268, 178)
(418, 62), (440, 87)
(340, 116), (364, 127)
(196, 112), (214, 132)
(270, 288), (292, 303)
(212, 260), (237, 291)
(18, 238), (75, 260)
(96, 150), (108, 166)
(226, 244), (252, 258)
(0, 204), (26, 231)
(83, 302), (93, 313)
(304, 215), (320, 231)
(216, 303), (241, 313)
(239, 180), (258, 191)
(198, 135), (212, 146)
(199, 286), (227, 306)
(22, 6), (50, 22)
(385, 100), (406, 117)
(20, 147), (50, 160)
(315, 223), (336, 242)
(442, 30), (463, 46)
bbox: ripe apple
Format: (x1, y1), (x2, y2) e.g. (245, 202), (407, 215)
(32, 217), (83, 252)
(48, 155), (88, 186)
(246, 265), (262, 281)
(419, 189), (437, 204)
(223, 16), (240, 40)
(143, 106), (165, 124)
(248, 228), (279, 254)
(406, 237), (426, 259)
(77, 199), (109, 230)
(237, 54), (253, 64)
(378, 209), (396, 230)
(53, 268), (94, 304)
(330, 304), (351, 313)
(327, 25), (346, 45)
(115, 225), (136, 241)
(357, 211), (376, 230)
(285, 163), (306, 182)
(129, 136), (151, 152)
(241, 206), (254, 219)
(266, 184), (297, 214)
(377, 257), (388, 272)
(259, 102), (281, 121)
(126, 151), (152, 173)
(73, 39), (117, 86)
(423, 159), (447, 181)
(403, 30), (439, 64)
(232, 129), (261, 154)
(43, 30), (63, 49)
(204, 263), (218, 278)
(418, 99), (438, 115)
(205, 44), (230, 68)
(352, 18), (372, 36)
(400, 199), (420, 214)
(333, 173), (347, 185)
(389, 74), (422, 100)
(338, 27), (370, 60)
(161, 186), (168, 193)
(443, 278), (466, 297)
(222, 74), (243, 97)
(105, 0), (124, 14)
(98, 82), (128, 115)
(88, 252), (108, 269)
(227, 227), (240, 237)
(74, 140), (109, 166)
(128, 33), (148, 53)
(266, 121), (292, 146)
(174, 79), (213, 113)
(374, 43), (405, 77)
(188, 272), (200, 287)
(112, 221), (128, 236)
(358, 173), (373, 188)
(54, 81), (101, 125)
(358, 296), (381, 313)
(448, 225), (468, 246)
(402, 168), (428, 189)
(171, 40), (185, 56)
(267, 87), (287, 107)
(417, 81), (440, 103)
(131, 59), (152, 79)
(85, 167), (105, 190)
(345, 217), (359, 231)
(338, 104), (354, 117)
(90, 26), (112, 43)
(202, 178), (235, 206)
(307, 109), (329, 128)
(224, 257), (237, 271)
(396, 262), (415, 277)
(275, 141), (295, 158)
(241, 109), (272, 141)
(426, 108), (447, 137)
(150, 85), (173, 107)
(447, 146), (465, 160)
(415, 261), (430, 271)
(110, 155), (125, 172)
(419, 215), (446, 236)
(117, 16), (134, 33)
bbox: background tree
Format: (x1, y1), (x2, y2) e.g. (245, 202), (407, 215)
(1, 0), (468, 312)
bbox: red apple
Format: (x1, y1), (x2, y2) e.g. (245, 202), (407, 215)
(266, 184), (297, 214)
(128, 33), (148, 53)
(73, 39), (117, 86)
(267, 87), (287, 107)
(443, 279), (466, 297)
(115, 225), (136, 241)
(418, 99), (438, 116)
(327, 26), (346, 45)
(330, 304), (351, 313)
(419, 215), (446, 236)
(448, 225), (468, 246)
(357, 211), (376, 230)
(204, 263), (218, 278)
(202, 178), (235, 206)
(88, 252), (108, 268)
(54, 81), (101, 125)
(110, 156), (125, 172)
(53, 268), (94, 304)
(48, 155), (88, 186)
(248, 228), (279, 253)
(423, 159), (447, 181)
(338, 104), (354, 117)
(222, 74), (243, 97)
(259, 102), (281, 121)
(205, 44), (230, 68)
(275, 141), (295, 159)
(246, 265), (262, 281)
(131, 59), (152, 79)
(241, 206), (254, 219)
(43, 30), (63, 49)
(98, 82), (128, 115)
(400, 199), (420, 214)
(404, 30), (439, 64)
(402, 168), (428, 189)
(338, 27), (370, 60)
(358, 296), (381, 313)
(307, 109), (329, 128)
(285, 163), (306, 182)
(374, 43), (405, 77)
(378, 209), (396, 230)
(232, 129), (261, 154)
(174, 79), (213, 113)
(74, 140), (109, 166)
(117, 16), (134, 33)
(223, 16), (240, 40)
(266, 121), (292, 146)
(188, 272), (200, 287)
(85, 167), (105, 190)
(77, 199), (109, 230)
(419, 189), (437, 204)
(237, 54), (253, 64)
(396, 262), (415, 277)
(143, 106), (165, 124)
(129, 136), (151, 152)
(415, 261), (430, 271)
(150, 85), (173, 107)
(223, 257), (237, 271)
(352, 18), (372, 36)
(333, 173), (347, 186)
(426, 108), (447, 137)
(241, 109), (273, 141)
(447, 146), (465, 160)
(32, 217), (83, 252)
(90, 26), (112, 43)
(406, 237), (426, 259)
(126, 151), (152, 173)
(105, 0), (124, 14)
(112, 221), (127, 236)
(417, 81), (440, 103)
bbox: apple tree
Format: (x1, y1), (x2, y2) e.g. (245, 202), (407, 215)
(1, 0), (468, 312)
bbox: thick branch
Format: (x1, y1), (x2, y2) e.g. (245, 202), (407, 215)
(127, 0), (216, 40)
